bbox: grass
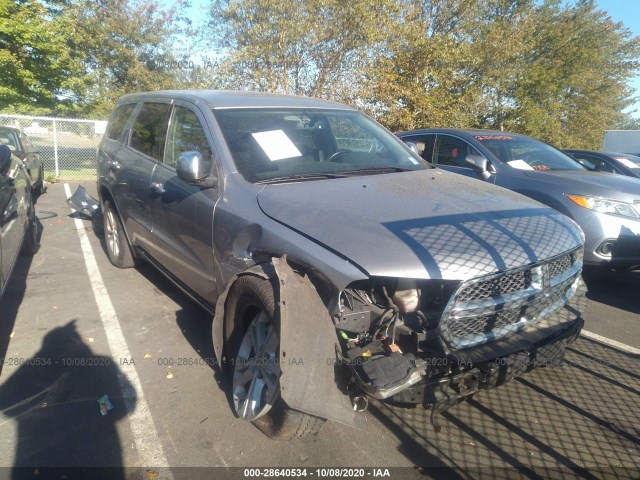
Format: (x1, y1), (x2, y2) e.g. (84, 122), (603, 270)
(45, 168), (97, 181)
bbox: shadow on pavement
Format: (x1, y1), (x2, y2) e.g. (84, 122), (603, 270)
(0, 322), (132, 480)
(582, 267), (640, 315)
(368, 336), (640, 478)
(0, 218), (43, 377)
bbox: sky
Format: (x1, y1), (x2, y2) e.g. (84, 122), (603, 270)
(172, 0), (640, 117)
(595, 0), (640, 117)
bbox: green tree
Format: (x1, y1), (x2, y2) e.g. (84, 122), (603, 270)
(68, 0), (185, 116)
(506, 0), (640, 149)
(0, 0), (78, 113)
(205, 0), (399, 102)
(367, 0), (639, 146)
(0, 0), (185, 116)
(362, 0), (484, 131)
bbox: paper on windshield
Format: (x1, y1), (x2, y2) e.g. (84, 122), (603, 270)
(252, 130), (302, 161)
(507, 159), (534, 170)
(614, 157), (640, 169)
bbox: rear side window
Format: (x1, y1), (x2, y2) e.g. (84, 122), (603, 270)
(130, 103), (172, 161)
(105, 104), (136, 140)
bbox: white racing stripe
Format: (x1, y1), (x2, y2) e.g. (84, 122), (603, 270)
(64, 184), (173, 478)
(580, 329), (640, 355)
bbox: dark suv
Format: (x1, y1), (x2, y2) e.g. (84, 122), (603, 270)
(97, 91), (586, 439)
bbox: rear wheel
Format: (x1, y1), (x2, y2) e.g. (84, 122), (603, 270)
(225, 275), (324, 439)
(103, 200), (135, 268)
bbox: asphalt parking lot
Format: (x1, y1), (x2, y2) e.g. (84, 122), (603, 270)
(0, 183), (639, 480)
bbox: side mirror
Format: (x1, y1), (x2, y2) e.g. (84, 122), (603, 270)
(0, 145), (12, 176)
(176, 151), (217, 188)
(465, 154), (493, 181)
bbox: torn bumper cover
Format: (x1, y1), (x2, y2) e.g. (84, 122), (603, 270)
(66, 185), (101, 217)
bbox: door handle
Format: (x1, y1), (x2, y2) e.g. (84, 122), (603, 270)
(150, 182), (165, 195)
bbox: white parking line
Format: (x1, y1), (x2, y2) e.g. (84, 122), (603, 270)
(580, 329), (640, 355)
(64, 184), (173, 478)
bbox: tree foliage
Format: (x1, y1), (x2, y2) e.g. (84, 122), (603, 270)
(0, 0), (77, 113)
(206, 0), (400, 102)
(0, 0), (183, 116)
(1, 0), (639, 145)
(204, 0), (639, 148)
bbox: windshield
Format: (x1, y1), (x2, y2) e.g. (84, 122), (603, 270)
(475, 134), (585, 172)
(213, 109), (426, 183)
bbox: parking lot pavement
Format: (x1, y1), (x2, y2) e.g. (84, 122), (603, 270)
(0, 182), (638, 479)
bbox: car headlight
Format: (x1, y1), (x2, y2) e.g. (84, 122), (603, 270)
(565, 194), (639, 219)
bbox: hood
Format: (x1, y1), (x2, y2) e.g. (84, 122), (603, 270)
(523, 170), (640, 201)
(257, 170), (583, 280)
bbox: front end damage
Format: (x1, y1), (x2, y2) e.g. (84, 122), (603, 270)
(333, 246), (587, 419)
(213, 248), (586, 429)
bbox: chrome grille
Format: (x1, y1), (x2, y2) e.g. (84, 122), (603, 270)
(456, 269), (530, 302)
(439, 247), (583, 349)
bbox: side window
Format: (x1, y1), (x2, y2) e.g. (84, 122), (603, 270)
(579, 154), (616, 174)
(130, 103), (172, 161)
(433, 135), (480, 167)
(18, 133), (31, 151)
(402, 134), (435, 161)
(165, 106), (213, 169)
(106, 104), (136, 141)
(0, 130), (19, 151)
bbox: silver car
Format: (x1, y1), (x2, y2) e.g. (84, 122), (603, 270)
(399, 129), (640, 271)
(96, 92), (586, 439)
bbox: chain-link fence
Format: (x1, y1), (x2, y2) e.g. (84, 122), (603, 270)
(0, 114), (107, 181)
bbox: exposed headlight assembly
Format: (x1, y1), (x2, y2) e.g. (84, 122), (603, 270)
(565, 194), (640, 219)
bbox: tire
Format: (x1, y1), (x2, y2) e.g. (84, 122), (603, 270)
(103, 200), (135, 268)
(22, 203), (40, 256)
(224, 275), (325, 440)
(36, 165), (46, 196)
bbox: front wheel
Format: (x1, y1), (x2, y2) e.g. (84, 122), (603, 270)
(225, 275), (325, 439)
(103, 200), (135, 268)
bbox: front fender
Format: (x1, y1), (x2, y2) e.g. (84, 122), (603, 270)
(212, 257), (363, 429)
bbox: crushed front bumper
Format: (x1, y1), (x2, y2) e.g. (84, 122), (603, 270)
(348, 277), (586, 408)
(390, 314), (583, 407)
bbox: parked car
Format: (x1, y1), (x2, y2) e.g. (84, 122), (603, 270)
(564, 149), (640, 178)
(398, 129), (640, 271)
(0, 145), (39, 302)
(94, 91), (586, 439)
(0, 126), (45, 197)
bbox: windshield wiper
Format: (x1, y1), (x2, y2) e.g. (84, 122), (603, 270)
(339, 166), (415, 176)
(257, 172), (347, 184)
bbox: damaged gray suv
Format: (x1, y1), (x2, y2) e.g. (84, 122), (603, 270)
(95, 90), (587, 439)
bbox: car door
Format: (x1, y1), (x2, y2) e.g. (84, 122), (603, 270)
(432, 134), (493, 181)
(147, 102), (219, 301)
(0, 154), (26, 288)
(118, 101), (172, 245)
(17, 132), (41, 185)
